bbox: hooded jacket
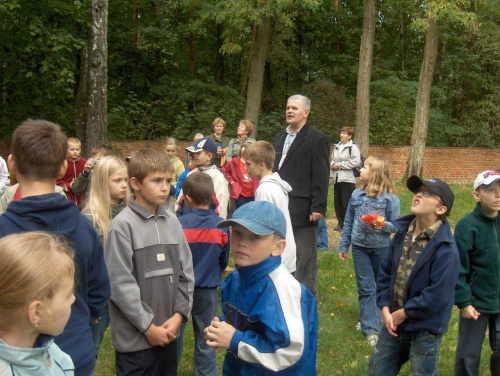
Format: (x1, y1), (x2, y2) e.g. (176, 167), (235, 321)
(376, 214), (459, 334)
(56, 157), (87, 206)
(0, 336), (74, 376)
(255, 173), (297, 273)
(454, 202), (500, 313)
(0, 194), (111, 375)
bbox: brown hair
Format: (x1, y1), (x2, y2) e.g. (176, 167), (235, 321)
(341, 126), (355, 137)
(91, 144), (113, 158)
(363, 156), (396, 198)
(0, 232), (75, 328)
(243, 141), (275, 170)
(212, 117), (226, 130)
(128, 148), (173, 183)
(239, 120), (254, 136)
(11, 119), (67, 180)
(182, 172), (214, 206)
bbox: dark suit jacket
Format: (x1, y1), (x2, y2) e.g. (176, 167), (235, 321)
(273, 122), (330, 227)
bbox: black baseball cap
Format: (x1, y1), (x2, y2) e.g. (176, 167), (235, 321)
(407, 176), (455, 215)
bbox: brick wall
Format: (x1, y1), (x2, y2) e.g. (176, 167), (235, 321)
(1, 139), (498, 184)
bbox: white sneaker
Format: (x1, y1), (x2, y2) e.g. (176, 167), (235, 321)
(367, 334), (378, 347)
(355, 322), (361, 331)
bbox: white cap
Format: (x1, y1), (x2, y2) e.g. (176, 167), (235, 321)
(473, 170), (500, 191)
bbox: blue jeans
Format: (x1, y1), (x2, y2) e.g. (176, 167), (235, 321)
(90, 305), (110, 358)
(352, 245), (386, 335)
(454, 312), (500, 376)
(317, 218), (329, 250)
(368, 327), (443, 376)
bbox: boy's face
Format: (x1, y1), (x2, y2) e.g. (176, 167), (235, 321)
(410, 185), (446, 218)
(67, 143), (81, 161)
(92, 152), (105, 160)
(474, 181), (500, 217)
(192, 150), (212, 167)
(230, 224), (284, 267)
(245, 158), (264, 179)
(131, 170), (173, 214)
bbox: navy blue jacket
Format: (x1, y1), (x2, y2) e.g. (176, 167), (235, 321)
(178, 208), (229, 288)
(0, 193), (111, 376)
(376, 214), (459, 334)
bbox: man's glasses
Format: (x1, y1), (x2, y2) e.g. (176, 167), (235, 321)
(416, 188), (443, 205)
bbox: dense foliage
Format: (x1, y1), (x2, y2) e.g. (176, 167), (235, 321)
(1, 0), (499, 146)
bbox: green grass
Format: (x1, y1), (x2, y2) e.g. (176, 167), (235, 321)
(96, 182), (492, 375)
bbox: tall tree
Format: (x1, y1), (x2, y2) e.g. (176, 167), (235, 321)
(404, 16), (438, 181)
(244, 16), (272, 135)
(355, 0), (376, 156)
(85, 0), (108, 154)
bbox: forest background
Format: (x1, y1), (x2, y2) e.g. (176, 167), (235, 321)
(1, 0), (499, 155)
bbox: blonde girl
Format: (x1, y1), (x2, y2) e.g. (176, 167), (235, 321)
(0, 231), (76, 375)
(164, 137), (185, 188)
(338, 156), (401, 346)
(81, 155), (129, 357)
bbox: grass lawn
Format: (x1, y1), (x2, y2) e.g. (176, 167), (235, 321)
(95, 182), (493, 375)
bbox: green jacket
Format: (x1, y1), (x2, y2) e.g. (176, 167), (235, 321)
(454, 202), (500, 313)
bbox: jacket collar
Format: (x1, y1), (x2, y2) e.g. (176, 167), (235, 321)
(473, 202), (499, 221)
(237, 256), (281, 287)
(128, 197), (169, 219)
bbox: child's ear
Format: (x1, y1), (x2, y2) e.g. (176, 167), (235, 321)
(129, 177), (141, 191)
(57, 160), (68, 180)
(185, 195), (194, 207)
(7, 154), (17, 175)
(28, 300), (43, 328)
(472, 190), (481, 203)
(271, 238), (286, 257)
(435, 204), (447, 217)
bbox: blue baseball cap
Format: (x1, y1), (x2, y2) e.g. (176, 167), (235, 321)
(217, 201), (287, 239)
(185, 138), (218, 154)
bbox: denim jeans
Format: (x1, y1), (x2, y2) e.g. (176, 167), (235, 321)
(454, 312), (500, 376)
(90, 305), (110, 359)
(368, 327), (443, 376)
(317, 218), (329, 250)
(352, 245), (386, 335)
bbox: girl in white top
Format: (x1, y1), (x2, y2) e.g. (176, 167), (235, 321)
(0, 231), (76, 376)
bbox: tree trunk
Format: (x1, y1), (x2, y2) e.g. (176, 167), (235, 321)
(85, 0), (108, 154)
(74, 30), (91, 152)
(355, 0), (376, 156)
(189, 9), (195, 77)
(403, 17), (439, 182)
(215, 23), (224, 84)
(244, 16), (272, 137)
(241, 23), (258, 96)
(334, 0), (345, 54)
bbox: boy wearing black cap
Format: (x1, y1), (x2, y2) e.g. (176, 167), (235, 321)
(176, 137), (229, 219)
(454, 170), (500, 376)
(204, 201), (318, 375)
(368, 176), (460, 376)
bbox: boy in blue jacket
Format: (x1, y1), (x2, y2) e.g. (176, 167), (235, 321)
(454, 170), (500, 376)
(0, 119), (111, 376)
(204, 201), (318, 375)
(177, 172), (230, 375)
(368, 176), (459, 376)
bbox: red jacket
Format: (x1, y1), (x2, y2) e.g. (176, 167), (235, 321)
(222, 158), (259, 199)
(57, 157), (87, 207)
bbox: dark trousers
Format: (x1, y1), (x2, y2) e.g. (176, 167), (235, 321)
(235, 195), (254, 209)
(334, 181), (355, 227)
(116, 342), (178, 376)
(293, 225), (318, 296)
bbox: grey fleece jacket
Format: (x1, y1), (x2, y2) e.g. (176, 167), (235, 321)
(105, 198), (194, 353)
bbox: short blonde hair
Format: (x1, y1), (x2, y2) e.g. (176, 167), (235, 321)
(212, 118), (226, 130)
(128, 148), (173, 183)
(67, 137), (81, 147)
(0, 232), (75, 328)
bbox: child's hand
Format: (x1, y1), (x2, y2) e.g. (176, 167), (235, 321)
(381, 306), (398, 337)
(205, 317), (236, 350)
(460, 305), (480, 320)
(144, 323), (171, 347)
(69, 178), (75, 189)
(338, 253), (348, 261)
(161, 313), (183, 340)
(84, 160), (93, 173)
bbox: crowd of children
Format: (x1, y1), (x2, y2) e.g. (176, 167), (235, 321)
(0, 117), (498, 376)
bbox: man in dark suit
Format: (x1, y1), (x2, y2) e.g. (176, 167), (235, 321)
(273, 94), (330, 295)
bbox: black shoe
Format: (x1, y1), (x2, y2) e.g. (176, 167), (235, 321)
(334, 225), (343, 231)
